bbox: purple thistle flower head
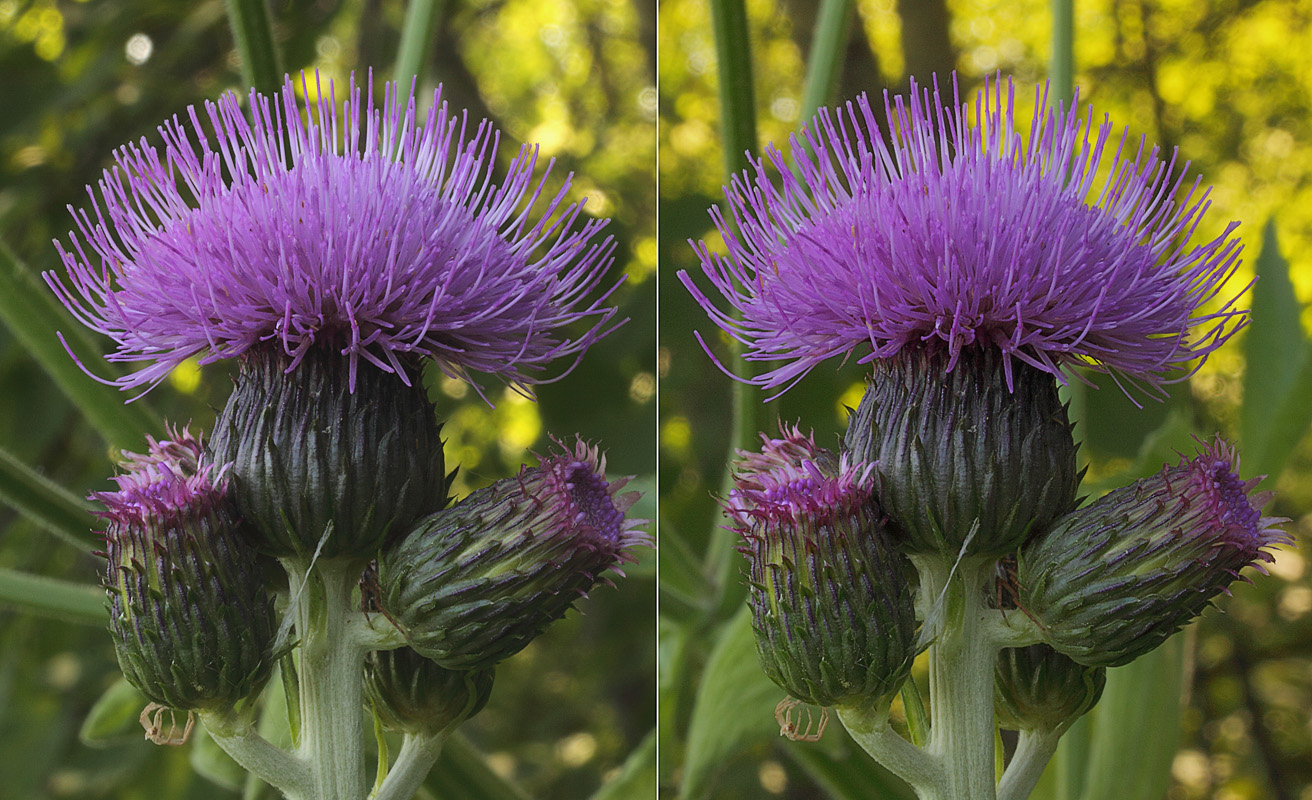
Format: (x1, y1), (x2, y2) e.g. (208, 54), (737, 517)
(681, 73), (1248, 400)
(1020, 437), (1290, 668)
(48, 71), (623, 399)
(381, 438), (650, 670)
(727, 424), (876, 532)
(94, 426), (228, 527)
(1168, 438), (1289, 562)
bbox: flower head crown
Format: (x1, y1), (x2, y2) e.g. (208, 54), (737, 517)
(49, 72), (623, 398)
(681, 74), (1248, 399)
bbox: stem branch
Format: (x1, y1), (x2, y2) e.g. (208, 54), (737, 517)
(838, 705), (944, 794)
(202, 712), (311, 798)
(373, 730), (450, 800)
(998, 728), (1062, 800)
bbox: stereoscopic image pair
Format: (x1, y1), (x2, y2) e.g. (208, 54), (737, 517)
(0, 2), (1307, 799)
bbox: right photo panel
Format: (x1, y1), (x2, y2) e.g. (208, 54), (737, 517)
(658, 2), (1312, 799)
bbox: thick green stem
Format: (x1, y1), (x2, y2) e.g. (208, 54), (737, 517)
(288, 559), (369, 800)
(919, 557), (1000, 800)
(998, 728), (1062, 800)
(373, 730), (450, 800)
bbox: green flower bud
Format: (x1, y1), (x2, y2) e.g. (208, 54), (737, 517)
(844, 346), (1080, 558)
(208, 344), (446, 560)
(98, 429), (276, 711)
(995, 644), (1105, 733)
(381, 440), (649, 671)
(730, 426), (917, 710)
(1019, 439), (1288, 668)
(364, 647), (494, 734)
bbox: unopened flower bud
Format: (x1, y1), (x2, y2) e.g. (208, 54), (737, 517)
(364, 647), (494, 734)
(844, 346), (1080, 558)
(995, 644), (1105, 734)
(380, 439), (649, 671)
(1020, 438), (1289, 668)
(208, 345), (446, 560)
(99, 429), (276, 711)
(731, 426), (917, 710)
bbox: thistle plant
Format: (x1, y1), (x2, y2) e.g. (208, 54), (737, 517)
(680, 74), (1287, 800)
(47, 73), (647, 800)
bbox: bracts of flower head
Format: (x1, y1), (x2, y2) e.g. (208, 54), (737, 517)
(728, 425), (917, 716)
(98, 428), (276, 713)
(844, 346), (1081, 558)
(207, 345), (447, 559)
(1019, 438), (1289, 668)
(379, 439), (649, 672)
(365, 647), (495, 735)
(48, 72), (627, 562)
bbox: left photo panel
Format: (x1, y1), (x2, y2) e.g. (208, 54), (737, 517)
(0, 1), (656, 798)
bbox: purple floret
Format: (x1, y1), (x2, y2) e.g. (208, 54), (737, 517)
(93, 427), (227, 527)
(48, 72), (623, 398)
(680, 74), (1249, 399)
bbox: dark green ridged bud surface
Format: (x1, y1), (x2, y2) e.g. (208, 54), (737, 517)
(995, 644), (1105, 733)
(209, 345), (446, 560)
(730, 427), (917, 710)
(844, 346), (1080, 558)
(364, 647), (494, 734)
(381, 440), (648, 671)
(98, 431), (276, 711)
(1020, 439), (1288, 668)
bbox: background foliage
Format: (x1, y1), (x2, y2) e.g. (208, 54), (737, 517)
(659, 1), (1312, 799)
(0, 0), (655, 797)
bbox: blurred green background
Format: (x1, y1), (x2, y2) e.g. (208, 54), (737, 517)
(659, 1), (1312, 799)
(0, 0), (655, 797)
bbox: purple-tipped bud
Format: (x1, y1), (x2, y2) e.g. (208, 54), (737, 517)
(730, 426), (917, 710)
(1019, 438), (1289, 668)
(207, 345), (446, 560)
(845, 346), (1080, 558)
(380, 440), (649, 671)
(99, 428), (276, 711)
(364, 647), (494, 735)
(994, 644), (1105, 734)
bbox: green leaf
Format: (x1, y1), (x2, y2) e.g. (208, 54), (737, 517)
(590, 729), (655, 800)
(679, 606), (781, 799)
(786, 726), (916, 800)
(0, 566), (105, 625)
(1242, 220), (1312, 476)
(0, 443), (97, 550)
(1078, 634), (1187, 800)
(425, 732), (531, 800)
(79, 678), (148, 747)
(0, 239), (162, 450)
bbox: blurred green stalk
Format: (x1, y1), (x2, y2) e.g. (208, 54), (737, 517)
(801, 0), (856, 122)
(0, 566), (105, 625)
(394, 0), (449, 89)
(226, 0), (283, 95)
(0, 444), (97, 550)
(706, 0), (761, 609)
(1050, 0), (1074, 104)
(0, 239), (162, 450)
